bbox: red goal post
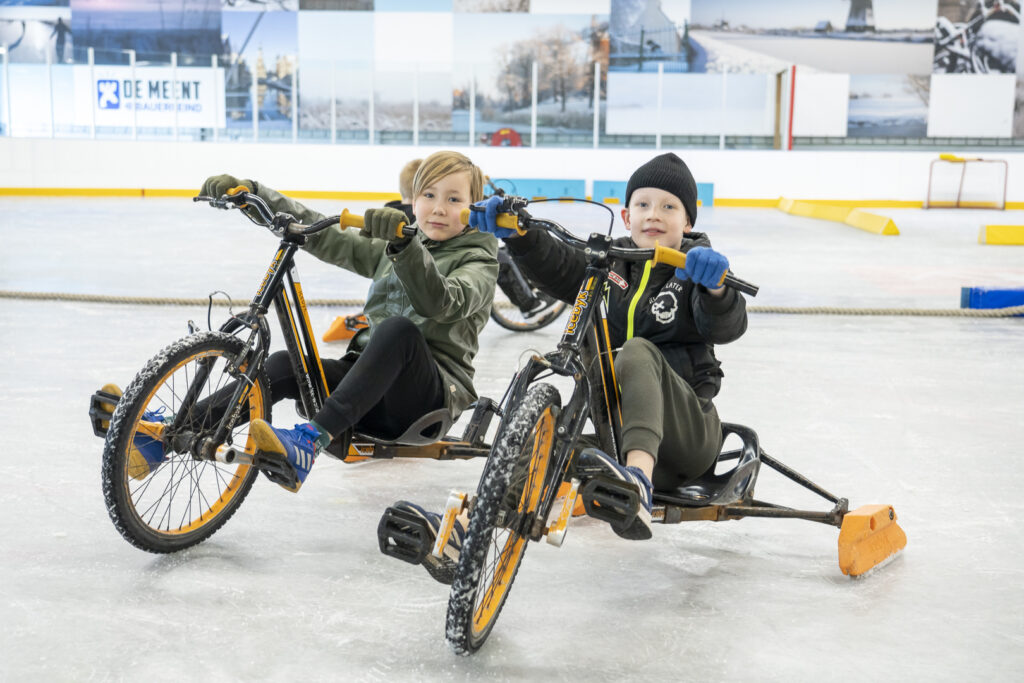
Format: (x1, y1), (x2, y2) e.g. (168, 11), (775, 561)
(925, 153), (1008, 210)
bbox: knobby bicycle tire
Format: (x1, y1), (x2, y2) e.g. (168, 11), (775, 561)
(446, 382), (561, 655)
(101, 332), (270, 553)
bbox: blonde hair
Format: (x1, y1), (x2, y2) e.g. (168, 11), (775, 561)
(412, 151), (484, 203)
(398, 158), (422, 202)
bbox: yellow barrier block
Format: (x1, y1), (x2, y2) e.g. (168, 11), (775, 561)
(846, 209), (900, 235)
(979, 225), (1024, 245)
(777, 197), (899, 236)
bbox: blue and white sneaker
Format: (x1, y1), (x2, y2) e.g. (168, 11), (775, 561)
(249, 420), (320, 493)
(127, 406), (170, 481)
(391, 500), (466, 585)
(578, 448), (654, 540)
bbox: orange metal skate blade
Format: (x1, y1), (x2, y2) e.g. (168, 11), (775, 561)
(838, 504), (907, 576)
(322, 316), (357, 342)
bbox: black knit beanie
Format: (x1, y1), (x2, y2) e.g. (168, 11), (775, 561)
(625, 152), (698, 227)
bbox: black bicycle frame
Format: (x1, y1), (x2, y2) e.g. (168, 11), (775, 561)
(502, 235), (625, 539)
(173, 232), (331, 457)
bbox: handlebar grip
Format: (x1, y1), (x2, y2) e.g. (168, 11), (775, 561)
(651, 244), (758, 297)
(458, 207), (523, 234)
(339, 208), (413, 239)
(651, 243), (686, 269)
(722, 274), (759, 297)
(339, 208), (364, 230)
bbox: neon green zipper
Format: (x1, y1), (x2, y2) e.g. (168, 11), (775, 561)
(625, 261), (652, 340)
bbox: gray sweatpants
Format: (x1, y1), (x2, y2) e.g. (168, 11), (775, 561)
(615, 337), (722, 492)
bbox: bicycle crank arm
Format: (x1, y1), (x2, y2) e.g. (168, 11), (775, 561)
(545, 478), (581, 547)
(432, 490), (469, 560)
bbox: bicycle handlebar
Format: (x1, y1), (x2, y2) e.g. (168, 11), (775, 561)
(460, 200), (759, 297)
(195, 192), (416, 239)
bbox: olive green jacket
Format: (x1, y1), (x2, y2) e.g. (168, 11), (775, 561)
(251, 183), (499, 418)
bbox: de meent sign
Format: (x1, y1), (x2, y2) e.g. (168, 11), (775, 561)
(75, 65), (225, 128)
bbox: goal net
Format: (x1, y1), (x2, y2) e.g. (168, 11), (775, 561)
(925, 154), (1007, 209)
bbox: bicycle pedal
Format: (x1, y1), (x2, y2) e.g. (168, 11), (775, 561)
(254, 450), (298, 489)
(377, 507), (432, 565)
(88, 386), (122, 437)
(432, 491), (468, 559)
(545, 478), (581, 547)
(580, 475), (640, 530)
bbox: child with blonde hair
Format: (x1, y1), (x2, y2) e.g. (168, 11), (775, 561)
(188, 151), (498, 496)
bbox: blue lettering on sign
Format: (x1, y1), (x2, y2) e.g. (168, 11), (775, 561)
(97, 80), (120, 109)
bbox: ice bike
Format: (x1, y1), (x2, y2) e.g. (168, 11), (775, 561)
(88, 191), (499, 554)
(377, 196), (907, 655)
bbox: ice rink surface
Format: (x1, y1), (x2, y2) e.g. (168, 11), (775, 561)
(2, 197), (1023, 681)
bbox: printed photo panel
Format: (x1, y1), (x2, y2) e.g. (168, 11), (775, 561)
(1013, 15), (1023, 136)
(609, 0), (692, 73)
(373, 10), (452, 135)
(847, 74), (930, 137)
(0, 2), (72, 64)
(224, 1), (299, 9)
(606, 71), (774, 136)
(933, 0), (1019, 74)
(221, 8), (297, 132)
(69, 0), (221, 65)
(298, 1), (371, 9)
(453, 0), (528, 11)
(687, 0), (934, 74)
(454, 10), (608, 145)
(296, 9), (373, 139)
(927, 73), (1015, 137)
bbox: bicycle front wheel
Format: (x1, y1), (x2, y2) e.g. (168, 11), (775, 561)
(101, 332), (270, 553)
(446, 382), (561, 655)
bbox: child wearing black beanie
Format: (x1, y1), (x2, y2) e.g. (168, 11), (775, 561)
(494, 152), (749, 540)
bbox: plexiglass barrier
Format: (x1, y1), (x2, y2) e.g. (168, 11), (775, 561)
(0, 47), (1021, 150)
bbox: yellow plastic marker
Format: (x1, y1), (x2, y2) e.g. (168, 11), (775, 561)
(837, 504), (907, 576)
(338, 208), (406, 239)
(458, 208), (524, 235)
(979, 224), (1024, 245)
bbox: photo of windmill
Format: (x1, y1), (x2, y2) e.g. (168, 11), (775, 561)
(687, 0), (935, 74)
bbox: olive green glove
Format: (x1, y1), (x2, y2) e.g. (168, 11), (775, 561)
(200, 174), (255, 201)
(360, 207), (410, 243)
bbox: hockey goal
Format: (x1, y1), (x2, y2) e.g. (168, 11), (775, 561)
(925, 154), (1008, 209)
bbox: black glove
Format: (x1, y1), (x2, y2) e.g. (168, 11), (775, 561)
(200, 174), (254, 201)
(360, 207), (409, 242)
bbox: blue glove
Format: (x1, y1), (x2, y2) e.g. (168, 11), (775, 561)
(676, 246), (729, 290)
(469, 195), (516, 239)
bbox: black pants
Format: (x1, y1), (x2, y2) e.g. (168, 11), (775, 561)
(201, 316), (446, 441)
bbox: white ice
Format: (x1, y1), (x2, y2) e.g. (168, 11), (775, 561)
(1, 198), (1023, 681)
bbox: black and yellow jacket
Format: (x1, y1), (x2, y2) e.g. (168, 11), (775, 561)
(505, 229), (746, 399)
(250, 184), (499, 418)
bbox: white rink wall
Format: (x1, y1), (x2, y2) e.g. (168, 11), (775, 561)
(2, 137), (1021, 203)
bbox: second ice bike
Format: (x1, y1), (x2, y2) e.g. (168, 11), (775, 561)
(89, 191), (499, 554)
(378, 196), (907, 655)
